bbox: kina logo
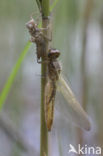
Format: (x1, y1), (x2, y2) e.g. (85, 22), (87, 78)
(68, 144), (102, 155)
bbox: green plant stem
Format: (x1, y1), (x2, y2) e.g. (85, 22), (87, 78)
(0, 41), (31, 109)
(40, 0), (50, 156)
(41, 0), (50, 17)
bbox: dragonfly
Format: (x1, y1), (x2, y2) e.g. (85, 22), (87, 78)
(45, 48), (91, 131)
(26, 18), (91, 132)
(45, 48), (61, 131)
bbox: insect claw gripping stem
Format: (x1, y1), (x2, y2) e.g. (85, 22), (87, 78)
(43, 34), (52, 41)
(37, 59), (42, 63)
(37, 59), (49, 64)
(41, 16), (52, 41)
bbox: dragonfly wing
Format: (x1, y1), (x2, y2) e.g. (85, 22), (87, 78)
(45, 80), (55, 131)
(57, 75), (91, 131)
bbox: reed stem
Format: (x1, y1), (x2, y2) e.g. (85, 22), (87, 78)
(40, 0), (50, 156)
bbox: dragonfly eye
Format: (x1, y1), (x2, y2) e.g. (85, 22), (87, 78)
(48, 48), (60, 59)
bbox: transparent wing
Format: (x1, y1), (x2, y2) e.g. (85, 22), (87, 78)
(57, 75), (91, 131)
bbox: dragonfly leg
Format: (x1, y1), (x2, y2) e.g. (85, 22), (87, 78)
(39, 31), (52, 41)
(37, 59), (42, 63)
(37, 58), (49, 64)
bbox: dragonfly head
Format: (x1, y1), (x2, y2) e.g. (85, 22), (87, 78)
(26, 18), (37, 32)
(48, 48), (60, 59)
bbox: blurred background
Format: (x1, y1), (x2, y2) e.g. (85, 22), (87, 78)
(0, 0), (103, 155)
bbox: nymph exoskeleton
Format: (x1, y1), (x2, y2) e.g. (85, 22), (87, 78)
(26, 17), (51, 63)
(45, 48), (61, 131)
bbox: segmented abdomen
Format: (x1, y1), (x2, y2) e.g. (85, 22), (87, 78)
(45, 80), (55, 131)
